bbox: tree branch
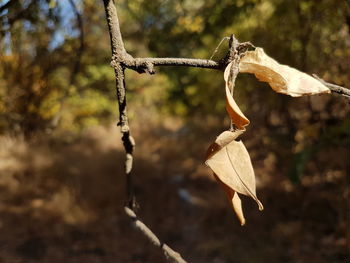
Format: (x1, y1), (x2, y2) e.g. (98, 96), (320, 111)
(125, 207), (187, 263)
(124, 57), (221, 73)
(313, 74), (350, 98)
(0, 0), (17, 13)
(103, 0), (130, 61)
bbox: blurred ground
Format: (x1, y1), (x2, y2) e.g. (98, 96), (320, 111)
(0, 120), (349, 263)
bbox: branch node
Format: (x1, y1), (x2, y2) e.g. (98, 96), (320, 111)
(127, 58), (156, 74)
(110, 57), (118, 68)
(120, 124), (129, 133)
(220, 34), (254, 68)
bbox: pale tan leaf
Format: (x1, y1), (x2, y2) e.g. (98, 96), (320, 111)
(231, 191), (245, 225)
(224, 62), (250, 129)
(205, 130), (244, 160)
(239, 48), (331, 97)
(214, 173), (245, 225)
(205, 131), (263, 223)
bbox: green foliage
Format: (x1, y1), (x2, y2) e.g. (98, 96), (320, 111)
(60, 89), (115, 131)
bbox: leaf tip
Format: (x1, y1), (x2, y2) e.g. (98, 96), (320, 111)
(240, 219), (246, 226)
(257, 200), (264, 211)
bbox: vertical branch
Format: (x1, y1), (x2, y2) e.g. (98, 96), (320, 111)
(102, 1), (187, 262)
(103, 0), (130, 61)
(103, 0), (135, 208)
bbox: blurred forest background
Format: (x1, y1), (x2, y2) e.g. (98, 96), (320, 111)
(0, 0), (350, 262)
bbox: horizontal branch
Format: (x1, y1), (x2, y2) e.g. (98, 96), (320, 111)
(120, 57), (221, 74)
(134, 57), (220, 68)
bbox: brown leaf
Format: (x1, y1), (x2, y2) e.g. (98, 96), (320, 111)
(224, 62), (250, 129)
(214, 173), (245, 225)
(239, 48), (331, 97)
(205, 130), (243, 160)
(205, 131), (263, 224)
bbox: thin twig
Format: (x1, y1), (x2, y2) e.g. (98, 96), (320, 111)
(0, 0), (16, 13)
(123, 57), (221, 74)
(313, 74), (350, 98)
(118, 36), (255, 74)
(125, 207), (187, 263)
(209, 36), (230, 60)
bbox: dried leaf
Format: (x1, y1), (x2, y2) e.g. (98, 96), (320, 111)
(224, 62), (250, 129)
(239, 48), (331, 97)
(205, 130), (243, 160)
(214, 173), (245, 225)
(205, 131), (263, 224)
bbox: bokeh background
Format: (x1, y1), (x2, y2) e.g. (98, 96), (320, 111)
(0, 0), (350, 262)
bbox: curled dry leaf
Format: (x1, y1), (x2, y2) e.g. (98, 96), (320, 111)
(239, 48), (331, 97)
(205, 130), (263, 225)
(224, 62), (250, 130)
(214, 173), (245, 226)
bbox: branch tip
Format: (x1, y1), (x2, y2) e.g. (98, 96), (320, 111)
(313, 74), (350, 98)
